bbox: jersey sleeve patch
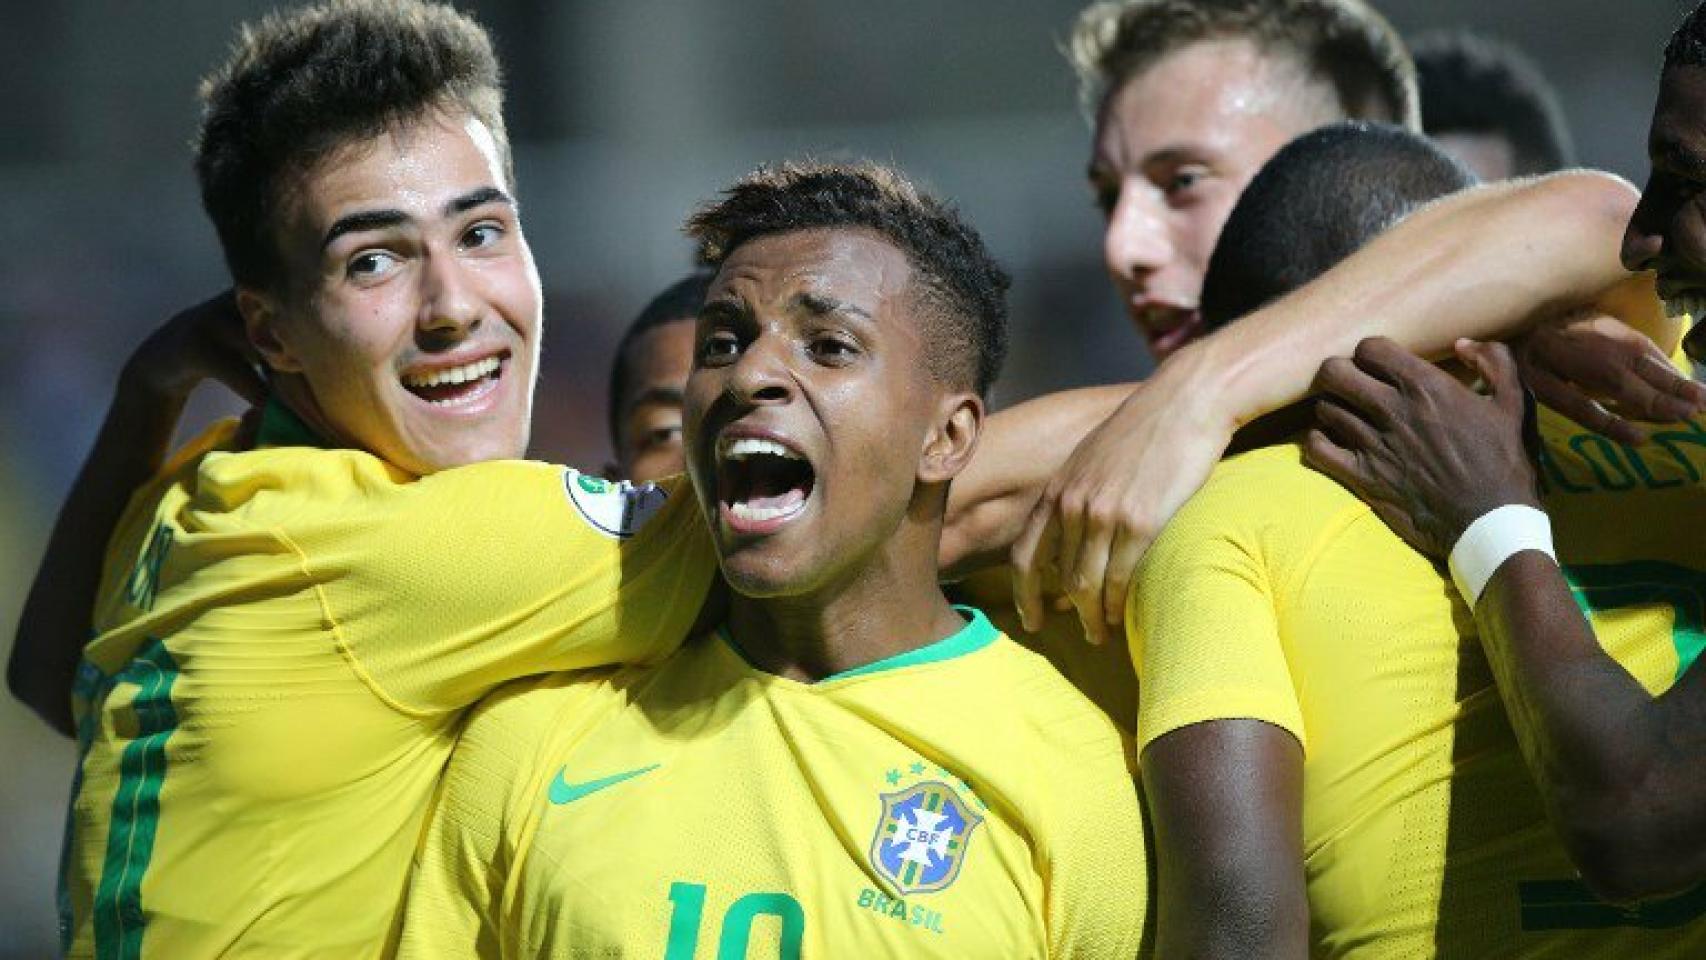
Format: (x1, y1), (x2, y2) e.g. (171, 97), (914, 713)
(563, 470), (670, 539)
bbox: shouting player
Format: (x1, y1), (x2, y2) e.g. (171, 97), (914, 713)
(1129, 121), (1706, 956)
(399, 161), (1148, 958)
(1306, 4), (1706, 905)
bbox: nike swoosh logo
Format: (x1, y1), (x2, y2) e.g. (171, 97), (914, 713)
(548, 764), (660, 805)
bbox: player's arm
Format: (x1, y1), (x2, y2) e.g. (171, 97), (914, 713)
(939, 384), (1128, 578)
(1306, 337), (1706, 902)
(7, 294), (263, 735)
(1127, 473), (1312, 957)
(1013, 171), (1686, 644)
(1143, 721), (1307, 960)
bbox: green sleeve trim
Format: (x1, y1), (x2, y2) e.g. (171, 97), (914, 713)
(719, 605), (999, 683)
(255, 398), (331, 449)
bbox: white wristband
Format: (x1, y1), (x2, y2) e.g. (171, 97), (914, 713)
(1447, 504), (1556, 608)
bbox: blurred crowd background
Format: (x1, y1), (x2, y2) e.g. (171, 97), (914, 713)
(0, 1), (1695, 954)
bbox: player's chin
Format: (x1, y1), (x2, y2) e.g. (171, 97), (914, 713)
(715, 547), (820, 600)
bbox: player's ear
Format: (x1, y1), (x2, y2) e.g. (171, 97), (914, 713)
(237, 285), (304, 375)
(918, 389), (983, 485)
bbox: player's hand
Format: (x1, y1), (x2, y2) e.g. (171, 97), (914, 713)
(1515, 310), (1706, 446)
(1010, 365), (1233, 645)
(119, 290), (268, 408)
(1303, 337), (1540, 560)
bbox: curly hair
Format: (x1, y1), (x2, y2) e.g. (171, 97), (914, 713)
(1067, 0), (1418, 130)
(1666, 2), (1706, 70)
(686, 160), (1010, 396)
(195, 0), (509, 290)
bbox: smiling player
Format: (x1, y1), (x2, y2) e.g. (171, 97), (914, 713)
(398, 162), (1147, 959)
(8, 5), (721, 957)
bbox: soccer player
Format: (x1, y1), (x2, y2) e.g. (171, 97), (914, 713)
(1129, 123), (1706, 956)
(1305, 6), (1706, 904)
(1069, 0), (1417, 361)
(605, 270), (713, 483)
(399, 161), (1148, 958)
(1412, 30), (1575, 182)
(10, 4), (723, 956)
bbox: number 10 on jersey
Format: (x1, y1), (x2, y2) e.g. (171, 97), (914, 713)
(664, 882), (805, 959)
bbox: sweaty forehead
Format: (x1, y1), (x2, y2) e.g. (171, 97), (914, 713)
(710, 229), (915, 308)
(1094, 38), (1333, 168)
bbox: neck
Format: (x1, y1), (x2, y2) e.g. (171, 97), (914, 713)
(269, 375), (351, 453)
(725, 518), (965, 683)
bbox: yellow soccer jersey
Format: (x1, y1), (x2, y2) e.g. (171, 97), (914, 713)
(60, 402), (716, 960)
(400, 609), (1149, 959)
(1127, 431), (1705, 958)
(952, 568), (1140, 744)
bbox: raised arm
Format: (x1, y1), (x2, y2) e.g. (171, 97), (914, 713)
(1012, 172), (1661, 643)
(1305, 337), (1706, 902)
(7, 294), (263, 735)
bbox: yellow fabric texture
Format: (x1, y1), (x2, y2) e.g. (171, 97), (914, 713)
(1128, 419), (1706, 959)
(62, 420), (716, 959)
(400, 616), (1150, 959)
(954, 567), (1140, 746)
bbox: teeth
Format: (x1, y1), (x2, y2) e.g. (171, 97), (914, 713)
(719, 437), (800, 461)
(401, 355), (501, 389)
(728, 496), (807, 523)
(1665, 294), (1706, 322)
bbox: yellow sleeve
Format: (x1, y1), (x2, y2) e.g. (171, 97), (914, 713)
(1039, 704), (1152, 958)
(294, 464), (716, 714)
(1125, 463), (1306, 754)
(397, 678), (556, 959)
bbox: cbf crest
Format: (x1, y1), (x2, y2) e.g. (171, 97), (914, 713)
(870, 780), (983, 895)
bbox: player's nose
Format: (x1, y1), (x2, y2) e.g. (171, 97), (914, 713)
(1103, 186), (1173, 283)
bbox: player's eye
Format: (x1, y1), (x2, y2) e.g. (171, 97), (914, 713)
(700, 330), (742, 364)
(1163, 167), (1208, 199)
(1092, 183), (1120, 218)
(808, 334), (859, 364)
(460, 221), (505, 252)
(346, 250), (400, 281)
(642, 425), (682, 449)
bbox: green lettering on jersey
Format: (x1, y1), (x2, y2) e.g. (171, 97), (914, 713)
(92, 639), (180, 960)
(122, 524), (173, 613)
(1564, 561), (1706, 679)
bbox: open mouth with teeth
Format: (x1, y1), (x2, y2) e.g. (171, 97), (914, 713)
(715, 436), (817, 530)
(400, 353), (506, 407)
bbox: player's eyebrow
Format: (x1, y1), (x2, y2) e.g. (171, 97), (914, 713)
(627, 386), (686, 410)
(797, 291), (871, 320)
(322, 209), (410, 250)
(321, 187), (513, 251)
(445, 186), (512, 217)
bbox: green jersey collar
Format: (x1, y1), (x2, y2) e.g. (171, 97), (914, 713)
(719, 605), (999, 684)
(255, 398), (331, 450)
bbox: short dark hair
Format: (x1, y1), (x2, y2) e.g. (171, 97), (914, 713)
(1413, 31), (1574, 177)
(1202, 121), (1475, 328)
(196, 0), (510, 291)
(1068, 0), (1419, 130)
(1667, 2), (1706, 70)
(686, 161), (1009, 396)
(607, 269), (715, 450)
